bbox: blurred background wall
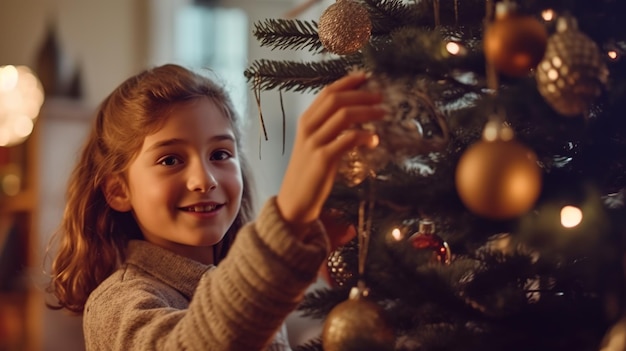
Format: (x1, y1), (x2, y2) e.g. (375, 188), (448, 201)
(0, 0), (333, 349)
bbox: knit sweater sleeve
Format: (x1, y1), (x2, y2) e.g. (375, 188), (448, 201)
(84, 197), (330, 351)
(186, 197), (331, 350)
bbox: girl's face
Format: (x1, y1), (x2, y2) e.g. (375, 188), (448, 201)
(124, 97), (243, 263)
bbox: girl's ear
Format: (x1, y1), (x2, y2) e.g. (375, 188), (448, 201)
(103, 175), (132, 212)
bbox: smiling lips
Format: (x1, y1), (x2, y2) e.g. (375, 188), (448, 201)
(181, 204), (223, 213)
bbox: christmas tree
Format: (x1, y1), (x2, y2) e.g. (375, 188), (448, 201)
(243, 0), (626, 350)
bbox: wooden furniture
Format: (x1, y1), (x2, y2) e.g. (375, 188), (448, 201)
(0, 121), (42, 351)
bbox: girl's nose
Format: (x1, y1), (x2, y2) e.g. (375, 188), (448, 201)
(187, 163), (218, 193)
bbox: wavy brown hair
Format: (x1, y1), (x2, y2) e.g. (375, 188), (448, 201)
(46, 64), (256, 314)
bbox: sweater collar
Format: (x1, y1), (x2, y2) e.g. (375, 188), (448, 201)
(125, 240), (213, 300)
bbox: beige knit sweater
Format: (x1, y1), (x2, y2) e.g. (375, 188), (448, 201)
(83, 198), (330, 351)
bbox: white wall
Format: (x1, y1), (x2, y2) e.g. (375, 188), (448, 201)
(0, 0), (148, 107)
(38, 99), (92, 351)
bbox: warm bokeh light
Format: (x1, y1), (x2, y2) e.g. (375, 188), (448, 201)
(0, 65), (44, 147)
(391, 228), (403, 241)
(1, 172), (21, 196)
(482, 120), (514, 142)
(608, 50), (618, 60)
(446, 42), (463, 56)
(541, 9), (555, 21)
(560, 205), (583, 228)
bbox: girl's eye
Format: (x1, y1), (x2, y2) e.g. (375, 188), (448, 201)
(158, 155), (182, 166)
(211, 150), (232, 161)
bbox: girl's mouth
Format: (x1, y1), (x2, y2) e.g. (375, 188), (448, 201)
(181, 204), (223, 213)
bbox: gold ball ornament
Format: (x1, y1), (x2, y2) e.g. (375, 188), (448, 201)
(455, 123), (542, 220)
(338, 148), (372, 187)
(318, 0), (372, 55)
(322, 286), (395, 351)
(536, 16), (609, 117)
(600, 316), (626, 351)
(483, 3), (548, 77)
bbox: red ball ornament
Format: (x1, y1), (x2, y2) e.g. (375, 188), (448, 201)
(483, 2), (548, 77)
(408, 219), (451, 265)
(455, 122), (542, 220)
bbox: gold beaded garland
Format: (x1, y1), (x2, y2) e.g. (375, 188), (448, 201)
(318, 0), (372, 55)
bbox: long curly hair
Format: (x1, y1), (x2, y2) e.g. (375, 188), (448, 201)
(46, 64), (256, 314)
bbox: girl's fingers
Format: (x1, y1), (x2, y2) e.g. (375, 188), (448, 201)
(302, 90), (383, 134)
(309, 105), (385, 146)
(321, 72), (369, 94)
(324, 129), (379, 164)
(277, 72), (384, 225)
(301, 73), (380, 130)
(278, 128), (376, 223)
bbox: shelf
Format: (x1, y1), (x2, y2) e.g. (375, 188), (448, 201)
(0, 111), (41, 350)
(0, 290), (42, 351)
(0, 190), (37, 213)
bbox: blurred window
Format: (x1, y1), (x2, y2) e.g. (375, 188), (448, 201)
(175, 5), (249, 118)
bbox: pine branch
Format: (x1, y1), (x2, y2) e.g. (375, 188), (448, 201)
(244, 55), (365, 93)
(244, 1), (626, 349)
(293, 338), (323, 351)
(252, 18), (324, 53)
(297, 287), (350, 319)
(362, 0), (423, 34)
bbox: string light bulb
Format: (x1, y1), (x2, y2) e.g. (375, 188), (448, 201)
(560, 205), (583, 228)
(542, 9), (555, 22)
(390, 227), (404, 241)
(445, 41), (466, 56)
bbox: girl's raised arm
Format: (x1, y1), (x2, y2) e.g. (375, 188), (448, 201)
(276, 73), (385, 230)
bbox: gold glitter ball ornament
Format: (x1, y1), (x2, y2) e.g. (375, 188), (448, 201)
(322, 285), (395, 351)
(536, 16), (609, 117)
(318, 0), (372, 55)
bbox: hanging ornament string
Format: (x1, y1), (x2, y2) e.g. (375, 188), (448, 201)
(253, 75), (269, 159)
(433, 0), (441, 27)
(482, 0), (504, 124)
(357, 180), (375, 279)
(283, 0), (323, 19)
(279, 90), (286, 155)
(454, 0), (459, 25)
(483, 0), (499, 94)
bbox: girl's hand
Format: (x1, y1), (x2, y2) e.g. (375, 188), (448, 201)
(276, 72), (384, 229)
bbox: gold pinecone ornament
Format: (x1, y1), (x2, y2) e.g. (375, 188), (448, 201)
(318, 0), (372, 55)
(536, 16), (609, 117)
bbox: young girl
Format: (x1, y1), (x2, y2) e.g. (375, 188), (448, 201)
(47, 64), (384, 350)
